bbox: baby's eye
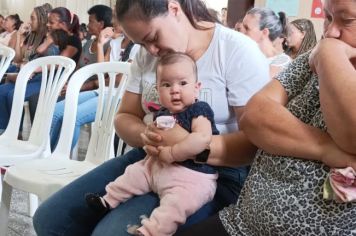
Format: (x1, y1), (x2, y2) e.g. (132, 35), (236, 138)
(161, 83), (170, 87)
(180, 81), (188, 86)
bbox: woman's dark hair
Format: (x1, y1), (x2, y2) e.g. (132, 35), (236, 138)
(50, 29), (69, 51)
(116, 0), (218, 30)
(7, 14), (22, 30)
(87, 5), (113, 28)
(51, 7), (80, 36)
(247, 7), (288, 41)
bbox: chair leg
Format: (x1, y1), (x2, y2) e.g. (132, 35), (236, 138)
(28, 193), (39, 217)
(0, 181), (12, 236)
(22, 101), (32, 141)
(71, 142), (79, 161)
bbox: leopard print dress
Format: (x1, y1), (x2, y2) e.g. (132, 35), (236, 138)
(219, 52), (356, 235)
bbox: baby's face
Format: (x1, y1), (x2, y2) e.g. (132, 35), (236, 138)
(157, 60), (200, 114)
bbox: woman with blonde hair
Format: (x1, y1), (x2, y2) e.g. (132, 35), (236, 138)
(0, 5), (58, 134)
(286, 18), (317, 59)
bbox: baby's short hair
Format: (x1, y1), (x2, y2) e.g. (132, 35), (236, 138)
(157, 52), (197, 80)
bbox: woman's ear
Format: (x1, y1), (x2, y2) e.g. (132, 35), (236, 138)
(301, 30), (306, 39)
(167, 0), (181, 17)
(262, 28), (270, 39)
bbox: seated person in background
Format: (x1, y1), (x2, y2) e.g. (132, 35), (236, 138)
(0, 14), (22, 47)
(240, 7), (291, 78)
(27, 6), (83, 122)
(0, 5), (56, 135)
(86, 52), (219, 236)
(79, 23), (89, 46)
(37, 7), (82, 64)
(51, 5), (139, 150)
(0, 15), (5, 33)
(285, 18), (317, 59)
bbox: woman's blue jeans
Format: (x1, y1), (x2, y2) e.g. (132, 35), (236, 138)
(50, 91), (98, 150)
(0, 74), (42, 129)
(33, 148), (249, 236)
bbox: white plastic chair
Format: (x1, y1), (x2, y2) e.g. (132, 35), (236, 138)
(0, 56), (75, 223)
(0, 61), (130, 234)
(0, 45), (15, 82)
(0, 56), (76, 166)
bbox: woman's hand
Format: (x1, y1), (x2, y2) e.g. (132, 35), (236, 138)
(141, 123), (189, 157)
(98, 27), (114, 46)
(141, 123), (163, 156)
(320, 136), (356, 170)
(18, 23), (31, 35)
(309, 38), (356, 73)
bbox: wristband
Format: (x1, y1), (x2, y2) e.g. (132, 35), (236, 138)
(195, 149), (210, 164)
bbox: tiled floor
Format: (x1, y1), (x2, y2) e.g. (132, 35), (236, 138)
(7, 190), (36, 236)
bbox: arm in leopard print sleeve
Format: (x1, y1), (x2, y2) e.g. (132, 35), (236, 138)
(311, 38), (356, 154)
(239, 72), (335, 163)
(275, 51), (314, 101)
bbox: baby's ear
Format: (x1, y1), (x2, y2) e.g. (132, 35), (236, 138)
(194, 81), (201, 97)
(196, 81), (201, 88)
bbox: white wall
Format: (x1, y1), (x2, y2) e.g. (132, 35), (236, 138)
(0, 0), (113, 25)
(202, 0), (228, 12)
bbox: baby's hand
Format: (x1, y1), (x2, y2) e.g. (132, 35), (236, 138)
(157, 146), (175, 164)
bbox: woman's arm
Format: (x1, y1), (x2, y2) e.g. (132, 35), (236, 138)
(97, 27), (113, 63)
(115, 91), (147, 147)
(13, 30), (25, 63)
(240, 80), (325, 159)
(36, 36), (53, 55)
(239, 78), (356, 169)
(310, 39), (356, 154)
(206, 106), (256, 167)
(8, 31), (17, 49)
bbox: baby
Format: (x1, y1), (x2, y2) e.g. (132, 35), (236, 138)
(86, 52), (219, 236)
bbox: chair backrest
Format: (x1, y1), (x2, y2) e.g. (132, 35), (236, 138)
(54, 61), (130, 165)
(2, 56), (76, 149)
(0, 45), (15, 82)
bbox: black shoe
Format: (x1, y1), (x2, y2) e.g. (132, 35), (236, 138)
(85, 193), (110, 216)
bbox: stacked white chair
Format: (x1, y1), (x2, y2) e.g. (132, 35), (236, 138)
(0, 56), (76, 225)
(0, 45), (15, 82)
(0, 61), (130, 234)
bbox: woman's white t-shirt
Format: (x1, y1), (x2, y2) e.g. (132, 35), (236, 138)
(126, 24), (270, 134)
